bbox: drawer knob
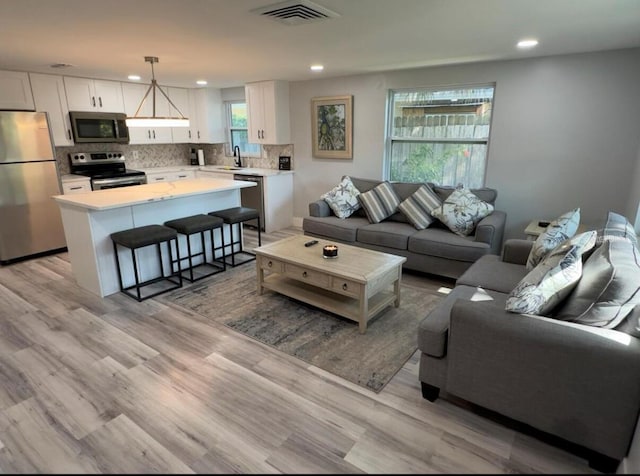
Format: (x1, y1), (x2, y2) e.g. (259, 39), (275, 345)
(342, 283), (348, 291)
(302, 271), (308, 278)
(268, 261), (273, 267)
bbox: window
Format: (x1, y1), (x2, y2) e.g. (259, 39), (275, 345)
(385, 85), (494, 188)
(226, 101), (260, 156)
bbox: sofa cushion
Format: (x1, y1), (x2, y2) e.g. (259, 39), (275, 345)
(506, 231), (597, 315)
(418, 284), (508, 358)
(358, 181), (401, 224)
(554, 238), (640, 329)
(598, 210), (638, 248)
(356, 221), (416, 250)
(526, 208), (580, 269)
(408, 227), (490, 262)
(430, 186), (494, 236)
(397, 184), (442, 230)
(321, 175), (361, 219)
(456, 254), (529, 294)
(302, 216), (370, 243)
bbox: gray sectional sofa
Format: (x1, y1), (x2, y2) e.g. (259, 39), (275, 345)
(303, 177), (506, 279)
(418, 213), (640, 471)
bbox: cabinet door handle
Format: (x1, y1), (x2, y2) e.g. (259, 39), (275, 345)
(98, 97), (103, 108)
(188, 130), (191, 139)
(155, 177), (164, 181)
(268, 260), (273, 268)
(342, 283), (348, 291)
(197, 131), (200, 139)
(302, 271), (308, 278)
(153, 130), (156, 139)
(178, 175), (187, 178)
(67, 129), (72, 140)
(148, 130), (151, 139)
(70, 186), (82, 190)
(92, 96), (96, 107)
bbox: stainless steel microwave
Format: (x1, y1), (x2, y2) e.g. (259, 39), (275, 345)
(69, 111), (130, 143)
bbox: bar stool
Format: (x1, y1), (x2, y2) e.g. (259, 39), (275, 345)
(110, 224), (182, 302)
(208, 206), (261, 267)
(164, 214), (226, 282)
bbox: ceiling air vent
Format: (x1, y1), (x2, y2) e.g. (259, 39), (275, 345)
(251, 0), (340, 25)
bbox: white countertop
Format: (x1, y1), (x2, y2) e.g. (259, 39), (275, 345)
(142, 165), (294, 176)
(53, 177), (255, 211)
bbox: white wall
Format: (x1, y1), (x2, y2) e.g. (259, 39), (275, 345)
(290, 48), (640, 239)
(625, 143), (640, 232)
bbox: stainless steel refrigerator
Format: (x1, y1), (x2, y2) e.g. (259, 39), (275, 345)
(0, 111), (66, 264)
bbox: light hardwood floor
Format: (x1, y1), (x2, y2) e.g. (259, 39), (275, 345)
(0, 226), (598, 474)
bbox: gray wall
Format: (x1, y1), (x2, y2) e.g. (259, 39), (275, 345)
(290, 48), (640, 239)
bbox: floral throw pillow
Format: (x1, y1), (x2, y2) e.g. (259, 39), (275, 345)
(506, 230), (597, 316)
(526, 208), (580, 270)
(429, 186), (494, 236)
(321, 176), (361, 219)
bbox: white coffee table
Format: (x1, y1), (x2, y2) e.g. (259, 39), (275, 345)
(255, 235), (407, 333)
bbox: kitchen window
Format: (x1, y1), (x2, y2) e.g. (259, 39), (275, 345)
(385, 85), (494, 188)
(226, 101), (260, 156)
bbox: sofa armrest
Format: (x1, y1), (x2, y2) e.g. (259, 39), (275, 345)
(502, 239), (534, 265)
(474, 210), (506, 254)
(309, 199), (331, 217)
(447, 300), (640, 459)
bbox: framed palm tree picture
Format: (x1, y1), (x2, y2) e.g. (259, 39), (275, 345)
(311, 95), (353, 159)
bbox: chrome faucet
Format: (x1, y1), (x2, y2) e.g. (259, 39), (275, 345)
(233, 145), (242, 168)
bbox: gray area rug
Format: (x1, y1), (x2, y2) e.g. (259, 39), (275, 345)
(160, 264), (442, 392)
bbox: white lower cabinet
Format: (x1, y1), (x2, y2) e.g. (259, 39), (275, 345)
(145, 169), (196, 183)
(262, 173), (293, 233)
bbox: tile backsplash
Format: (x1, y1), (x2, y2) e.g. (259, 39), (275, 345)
(56, 142), (293, 174)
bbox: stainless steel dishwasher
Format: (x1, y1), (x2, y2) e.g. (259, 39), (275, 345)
(234, 174), (264, 231)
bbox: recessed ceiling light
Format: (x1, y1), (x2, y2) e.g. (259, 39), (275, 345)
(517, 39), (539, 49)
(196, 80), (208, 85)
(310, 64), (324, 72)
(128, 75), (141, 81)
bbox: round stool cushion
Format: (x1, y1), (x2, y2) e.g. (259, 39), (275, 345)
(164, 214), (224, 235)
(111, 224), (177, 249)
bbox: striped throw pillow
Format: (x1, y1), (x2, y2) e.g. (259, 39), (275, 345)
(397, 184), (442, 230)
(358, 182), (401, 224)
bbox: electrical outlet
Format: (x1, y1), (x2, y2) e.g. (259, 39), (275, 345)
(132, 151), (140, 160)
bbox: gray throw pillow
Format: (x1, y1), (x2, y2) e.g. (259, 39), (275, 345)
(357, 181), (401, 224)
(554, 239), (640, 328)
(597, 210), (638, 248)
(429, 186), (494, 236)
(397, 184), (442, 230)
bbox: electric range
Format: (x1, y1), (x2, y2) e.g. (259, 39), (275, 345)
(69, 151), (147, 190)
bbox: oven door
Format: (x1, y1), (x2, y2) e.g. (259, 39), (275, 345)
(92, 176), (146, 190)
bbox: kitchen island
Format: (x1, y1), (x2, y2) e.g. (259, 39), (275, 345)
(53, 177), (255, 298)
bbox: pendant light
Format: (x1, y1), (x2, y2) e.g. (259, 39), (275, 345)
(125, 56), (189, 128)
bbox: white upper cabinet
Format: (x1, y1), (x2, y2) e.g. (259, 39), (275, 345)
(29, 73), (73, 146)
(64, 77), (124, 113)
(167, 87), (192, 143)
(121, 82), (172, 144)
(0, 70), (35, 110)
(245, 80), (290, 144)
(188, 88), (225, 144)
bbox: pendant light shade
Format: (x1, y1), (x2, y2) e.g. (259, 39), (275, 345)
(126, 56), (190, 128)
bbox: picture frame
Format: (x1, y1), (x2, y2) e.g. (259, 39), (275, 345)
(311, 95), (353, 159)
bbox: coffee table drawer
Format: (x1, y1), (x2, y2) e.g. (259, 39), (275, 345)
(330, 276), (361, 298)
(285, 263), (330, 287)
(261, 257), (284, 273)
